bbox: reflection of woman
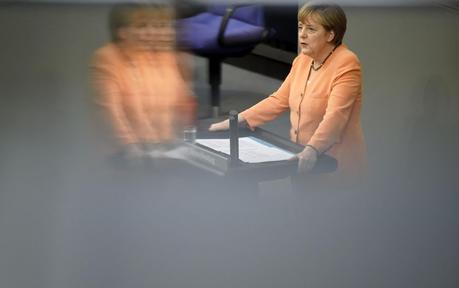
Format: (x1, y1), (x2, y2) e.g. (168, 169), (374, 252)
(210, 3), (366, 182)
(91, 4), (196, 158)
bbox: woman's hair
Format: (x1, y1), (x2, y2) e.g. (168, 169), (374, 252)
(108, 3), (175, 42)
(298, 2), (347, 45)
(109, 4), (137, 42)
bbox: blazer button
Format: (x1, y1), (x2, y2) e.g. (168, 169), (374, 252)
(294, 129), (298, 134)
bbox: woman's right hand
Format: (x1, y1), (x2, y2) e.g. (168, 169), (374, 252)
(208, 119), (230, 131)
(208, 114), (246, 132)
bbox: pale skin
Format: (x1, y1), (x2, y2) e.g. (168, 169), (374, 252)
(209, 15), (337, 173)
(118, 14), (175, 52)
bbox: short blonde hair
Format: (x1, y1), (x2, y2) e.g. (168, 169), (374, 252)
(298, 2), (347, 45)
(109, 4), (137, 42)
(131, 4), (175, 26)
(109, 4), (175, 42)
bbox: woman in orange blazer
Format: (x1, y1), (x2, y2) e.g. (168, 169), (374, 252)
(91, 4), (196, 158)
(210, 3), (366, 184)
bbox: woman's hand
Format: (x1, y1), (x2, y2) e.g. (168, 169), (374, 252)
(296, 145), (319, 174)
(208, 114), (246, 132)
(208, 119), (230, 131)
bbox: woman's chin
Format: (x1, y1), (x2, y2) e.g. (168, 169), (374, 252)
(300, 49), (311, 56)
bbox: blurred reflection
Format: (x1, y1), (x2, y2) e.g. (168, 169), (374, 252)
(90, 3), (196, 162)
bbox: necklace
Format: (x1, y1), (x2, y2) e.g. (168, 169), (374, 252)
(311, 44), (339, 71)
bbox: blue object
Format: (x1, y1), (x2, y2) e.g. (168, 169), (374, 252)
(177, 4), (271, 117)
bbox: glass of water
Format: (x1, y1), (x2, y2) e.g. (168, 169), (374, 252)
(183, 125), (197, 144)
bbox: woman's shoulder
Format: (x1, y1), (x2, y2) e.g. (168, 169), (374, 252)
(333, 44), (361, 66)
(291, 53), (311, 66)
(289, 53), (312, 75)
(91, 43), (122, 66)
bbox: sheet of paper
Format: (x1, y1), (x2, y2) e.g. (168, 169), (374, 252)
(196, 137), (295, 163)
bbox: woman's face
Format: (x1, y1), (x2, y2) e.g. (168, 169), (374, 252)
(298, 16), (334, 58)
(130, 14), (175, 51)
(130, 17), (158, 50)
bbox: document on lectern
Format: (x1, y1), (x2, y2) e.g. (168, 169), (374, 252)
(196, 137), (296, 163)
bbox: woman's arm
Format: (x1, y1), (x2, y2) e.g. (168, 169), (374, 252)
(209, 56), (301, 131)
(296, 56), (361, 173)
(90, 51), (138, 146)
(240, 58), (298, 129)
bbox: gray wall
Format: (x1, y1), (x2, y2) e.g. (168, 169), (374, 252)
(346, 6), (459, 180)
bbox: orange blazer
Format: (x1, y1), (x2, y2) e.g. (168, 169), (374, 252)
(91, 43), (196, 147)
(241, 44), (366, 178)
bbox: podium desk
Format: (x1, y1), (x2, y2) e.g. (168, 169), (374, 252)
(111, 118), (338, 195)
(183, 118), (337, 181)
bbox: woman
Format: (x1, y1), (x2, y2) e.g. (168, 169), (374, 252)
(210, 2), (366, 183)
(91, 4), (196, 159)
